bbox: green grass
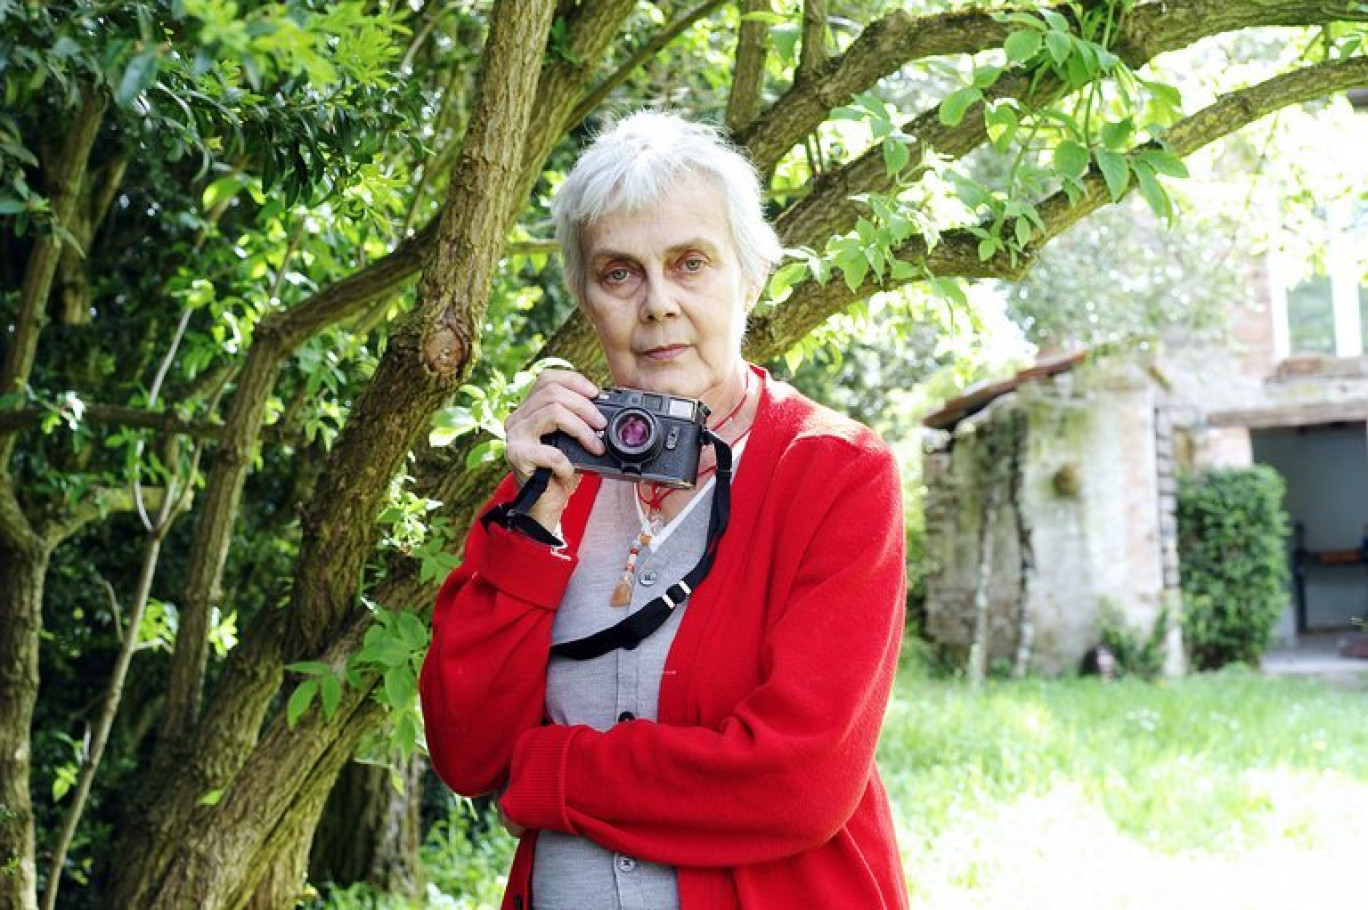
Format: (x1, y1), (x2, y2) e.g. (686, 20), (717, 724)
(322, 665), (1368, 909)
(881, 666), (1368, 909)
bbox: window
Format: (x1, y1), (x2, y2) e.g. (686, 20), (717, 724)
(1272, 199), (1368, 359)
(1287, 276), (1335, 355)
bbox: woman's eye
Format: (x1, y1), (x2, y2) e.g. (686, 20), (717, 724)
(681, 257), (705, 272)
(605, 267), (631, 283)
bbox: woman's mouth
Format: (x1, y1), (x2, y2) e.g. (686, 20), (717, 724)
(642, 344), (688, 361)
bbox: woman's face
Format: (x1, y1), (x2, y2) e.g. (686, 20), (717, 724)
(577, 174), (759, 413)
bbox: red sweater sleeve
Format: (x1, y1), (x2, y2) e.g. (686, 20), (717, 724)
(419, 478), (579, 797)
(499, 444), (906, 867)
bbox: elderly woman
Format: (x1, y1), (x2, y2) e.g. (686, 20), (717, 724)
(420, 112), (908, 910)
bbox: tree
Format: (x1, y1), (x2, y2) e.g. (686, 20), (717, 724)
(3, 2), (1368, 908)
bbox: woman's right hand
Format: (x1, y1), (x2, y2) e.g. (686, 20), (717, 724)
(502, 369), (607, 533)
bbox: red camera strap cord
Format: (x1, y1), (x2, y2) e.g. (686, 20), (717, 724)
(477, 433), (734, 662)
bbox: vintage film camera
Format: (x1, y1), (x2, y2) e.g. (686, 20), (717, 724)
(547, 388), (710, 488)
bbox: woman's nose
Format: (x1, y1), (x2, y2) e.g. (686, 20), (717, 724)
(640, 274), (680, 320)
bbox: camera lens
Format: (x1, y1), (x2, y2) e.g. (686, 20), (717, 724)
(617, 414), (651, 448)
(606, 407), (660, 462)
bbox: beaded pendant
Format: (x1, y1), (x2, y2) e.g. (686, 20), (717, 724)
(611, 527), (654, 607)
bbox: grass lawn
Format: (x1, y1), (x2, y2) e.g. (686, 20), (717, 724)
(881, 665), (1368, 910)
(326, 662), (1368, 908)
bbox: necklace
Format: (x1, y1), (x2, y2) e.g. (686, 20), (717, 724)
(609, 370), (755, 608)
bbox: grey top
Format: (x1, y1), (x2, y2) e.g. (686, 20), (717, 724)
(531, 476), (715, 910)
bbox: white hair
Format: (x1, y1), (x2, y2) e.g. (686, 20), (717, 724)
(552, 111), (783, 300)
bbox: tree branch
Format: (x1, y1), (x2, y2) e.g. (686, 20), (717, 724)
(569, 0), (727, 127)
(0, 404), (224, 439)
(775, 68), (1054, 249)
(738, 7), (1006, 172)
(725, 0), (771, 135)
(770, 0), (1368, 251)
(1, 85), (107, 468)
(798, 0), (828, 82)
(738, 0), (1368, 175)
(40, 485), (177, 548)
(753, 54), (1368, 357)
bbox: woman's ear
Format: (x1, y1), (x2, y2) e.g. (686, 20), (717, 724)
(744, 279), (765, 314)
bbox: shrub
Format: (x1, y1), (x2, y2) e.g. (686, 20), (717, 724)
(1177, 466), (1290, 670)
(1098, 597), (1170, 680)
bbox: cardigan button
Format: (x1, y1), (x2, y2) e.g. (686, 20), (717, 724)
(639, 569), (658, 587)
(616, 855), (637, 873)
(617, 711), (636, 723)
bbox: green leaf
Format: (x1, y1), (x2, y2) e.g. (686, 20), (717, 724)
(286, 660), (331, 676)
(1052, 140), (1090, 179)
(356, 639), (410, 668)
(1138, 149), (1189, 178)
(770, 24), (800, 64)
(287, 679), (318, 727)
(1041, 10), (1070, 31)
(837, 253), (868, 293)
(1004, 30), (1042, 63)
(395, 611), (429, 651)
(977, 236), (998, 261)
(395, 712), (418, 760)
(1013, 217), (1033, 248)
(1145, 80), (1183, 110)
(929, 276), (968, 308)
(1101, 119), (1133, 151)
(1132, 163), (1172, 221)
(972, 65), (1003, 89)
(201, 177), (242, 211)
(199, 789), (223, 806)
(882, 137), (910, 176)
(384, 666), (415, 707)
(938, 87), (982, 127)
(984, 104), (1019, 152)
(1044, 31), (1072, 66)
(116, 50), (160, 107)
(952, 175), (991, 212)
(1000, 11), (1047, 30)
(1095, 149), (1130, 200)
(466, 438), (504, 470)
(0, 199), (28, 215)
(319, 674), (342, 718)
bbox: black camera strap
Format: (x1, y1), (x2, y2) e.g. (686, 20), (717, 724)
(550, 430), (732, 661)
(478, 431), (734, 662)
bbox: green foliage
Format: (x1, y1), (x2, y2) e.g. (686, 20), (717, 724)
(1177, 467), (1291, 671)
(312, 800), (515, 909)
(1097, 596), (1170, 680)
(350, 607), (431, 762)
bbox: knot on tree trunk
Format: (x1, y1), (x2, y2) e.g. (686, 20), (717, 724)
(423, 325), (469, 377)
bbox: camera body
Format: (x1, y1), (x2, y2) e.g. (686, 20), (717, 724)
(548, 387), (710, 488)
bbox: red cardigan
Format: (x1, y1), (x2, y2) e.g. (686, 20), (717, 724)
(420, 369), (909, 909)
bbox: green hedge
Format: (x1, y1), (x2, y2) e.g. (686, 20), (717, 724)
(1177, 466), (1290, 671)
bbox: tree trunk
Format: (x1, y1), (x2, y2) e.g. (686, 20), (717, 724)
(108, 2), (557, 904)
(0, 527), (50, 910)
(967, 483), (1000, 687)
(309, 758), (423, 897)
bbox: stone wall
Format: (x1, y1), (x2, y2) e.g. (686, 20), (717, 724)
(923, 360), (1182, 675)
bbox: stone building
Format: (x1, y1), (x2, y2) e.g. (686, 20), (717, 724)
(920, 239), (1368, 675)
(920, 352), (1185, 676)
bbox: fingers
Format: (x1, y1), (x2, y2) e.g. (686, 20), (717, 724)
(504, 370), (606, 482)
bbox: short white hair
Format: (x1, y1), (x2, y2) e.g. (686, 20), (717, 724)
(552, 111), (783, 300)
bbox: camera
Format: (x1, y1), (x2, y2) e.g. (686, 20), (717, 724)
(547, 387), (711, 488)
